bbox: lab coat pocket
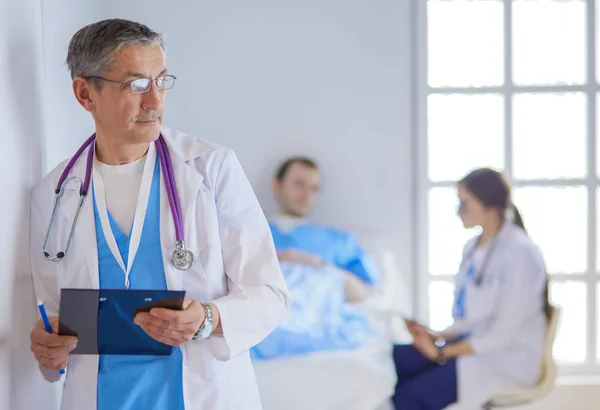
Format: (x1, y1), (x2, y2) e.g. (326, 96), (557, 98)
(464, 281), (499, 323)
(183, 341), (229, 404)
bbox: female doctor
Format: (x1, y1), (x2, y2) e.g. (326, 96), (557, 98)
(392, 168), (550, 410)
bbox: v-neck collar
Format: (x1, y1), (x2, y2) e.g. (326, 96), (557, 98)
(92, 143), (157, 289)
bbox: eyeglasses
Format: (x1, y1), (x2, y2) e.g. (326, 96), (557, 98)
(86, 74), (177, 94)
(456, 201), (470, 214)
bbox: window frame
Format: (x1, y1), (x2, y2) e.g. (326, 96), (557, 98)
(415, 0), (600, 376)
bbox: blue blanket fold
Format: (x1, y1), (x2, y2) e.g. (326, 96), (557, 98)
(251, 262), (373, 360)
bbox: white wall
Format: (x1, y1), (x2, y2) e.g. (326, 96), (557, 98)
(102, 0), (415, 298)
(0, 0), (60, 408)
(41, 0), (105, 172)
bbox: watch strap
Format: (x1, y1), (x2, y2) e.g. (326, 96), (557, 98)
(434, 336), (447, 365)
(192, 303), (213, 340)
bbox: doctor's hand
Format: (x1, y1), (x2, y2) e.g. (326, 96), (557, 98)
(277, 249), (324, 267)
(405, 319), (427, 339)
(411, 326), (438, 361)
(30, 317), (78, 371)
(134, 297), (205, 346)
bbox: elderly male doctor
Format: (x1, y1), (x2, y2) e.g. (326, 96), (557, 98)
(28, 18), (290, 410)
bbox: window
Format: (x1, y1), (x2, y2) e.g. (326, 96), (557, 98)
(416, 0), (598, 375)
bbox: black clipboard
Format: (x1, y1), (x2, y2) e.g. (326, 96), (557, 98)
(58, 288), (186, 356)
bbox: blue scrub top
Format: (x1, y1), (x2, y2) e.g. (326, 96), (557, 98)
(269, 222), (378, 284)
(93, 156), (184, 410)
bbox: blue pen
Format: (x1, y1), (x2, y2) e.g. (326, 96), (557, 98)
(37, 301), (66, 375)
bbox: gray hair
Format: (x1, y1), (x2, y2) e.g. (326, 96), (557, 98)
(66, 19), (166, 85)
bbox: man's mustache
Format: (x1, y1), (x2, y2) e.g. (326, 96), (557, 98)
(136, 112), (161, 121)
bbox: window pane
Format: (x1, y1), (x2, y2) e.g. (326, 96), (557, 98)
(513, 0), (586, 86)
(596, 283), (600, 362)
(512, 187), (587, 274)
(427, 0), (504, 88)
(428, 94), (504, 182)
(597, 188), (600, 272)
(595, 0), (600, 83)
(512, 93), (587, 179)
(550, 281), (586, 364)
(596, 93), (600, 178)
(428, 281), (455, 332)
(428, 187), (479, 275)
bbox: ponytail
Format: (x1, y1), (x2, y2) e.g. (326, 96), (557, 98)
(509, 203), (526, 232)
(543, 279), (552, 321)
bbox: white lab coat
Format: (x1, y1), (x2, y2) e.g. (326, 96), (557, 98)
(29, 126), (291, 410)
(445, 221), (547, 409)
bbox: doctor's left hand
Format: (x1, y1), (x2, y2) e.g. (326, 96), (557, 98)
(134, 297), (205, 346)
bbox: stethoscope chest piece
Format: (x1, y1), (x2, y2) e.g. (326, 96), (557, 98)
(172, 241), (194, 271)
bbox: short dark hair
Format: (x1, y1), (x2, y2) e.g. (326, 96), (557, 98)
(275, 157), (318, 181)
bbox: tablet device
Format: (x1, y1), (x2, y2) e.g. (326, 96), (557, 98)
(58, 288), (186, 356)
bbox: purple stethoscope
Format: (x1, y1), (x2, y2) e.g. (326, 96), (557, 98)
(41, 133), (195, 271)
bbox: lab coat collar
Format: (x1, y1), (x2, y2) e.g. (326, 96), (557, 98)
(157, 127), (206, 290)
(160, 126), (211, 162)
(496, 219), (514, 242)
(484, 220), (513, 256)
(159, 126), (207, 222)
(465, 219), (514, 257)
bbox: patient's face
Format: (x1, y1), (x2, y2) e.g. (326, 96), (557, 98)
(275, 162), (320, 217)
(457, 184), (488, 228)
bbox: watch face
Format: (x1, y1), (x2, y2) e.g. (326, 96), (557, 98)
(195, 304), (214, 340)
(198, 321), (213, 339)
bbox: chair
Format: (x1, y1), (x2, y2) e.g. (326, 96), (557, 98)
(482, 305), (561, 409)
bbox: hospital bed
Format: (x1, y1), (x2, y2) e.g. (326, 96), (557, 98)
(252, 233), (410, 410)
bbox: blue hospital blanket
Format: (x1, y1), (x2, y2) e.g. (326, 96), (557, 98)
(251, 262), (373, 360)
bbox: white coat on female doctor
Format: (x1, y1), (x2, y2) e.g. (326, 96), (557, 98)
(29, 126), (291, 410)
(445, 221), (547, 409)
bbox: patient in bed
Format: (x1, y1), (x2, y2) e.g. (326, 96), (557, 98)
(251, 157), (378, 360)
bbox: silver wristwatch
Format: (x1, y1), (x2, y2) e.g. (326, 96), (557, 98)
(192, 303), (214, 340)
(434, 336), (447, 365)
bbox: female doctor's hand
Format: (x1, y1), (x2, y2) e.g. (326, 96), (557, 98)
(409, 323), (438, 361)
(134, 297), (205, 346)
(405, 319), (427, 338)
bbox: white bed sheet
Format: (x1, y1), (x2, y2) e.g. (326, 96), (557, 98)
(253, 334), (396, 410)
